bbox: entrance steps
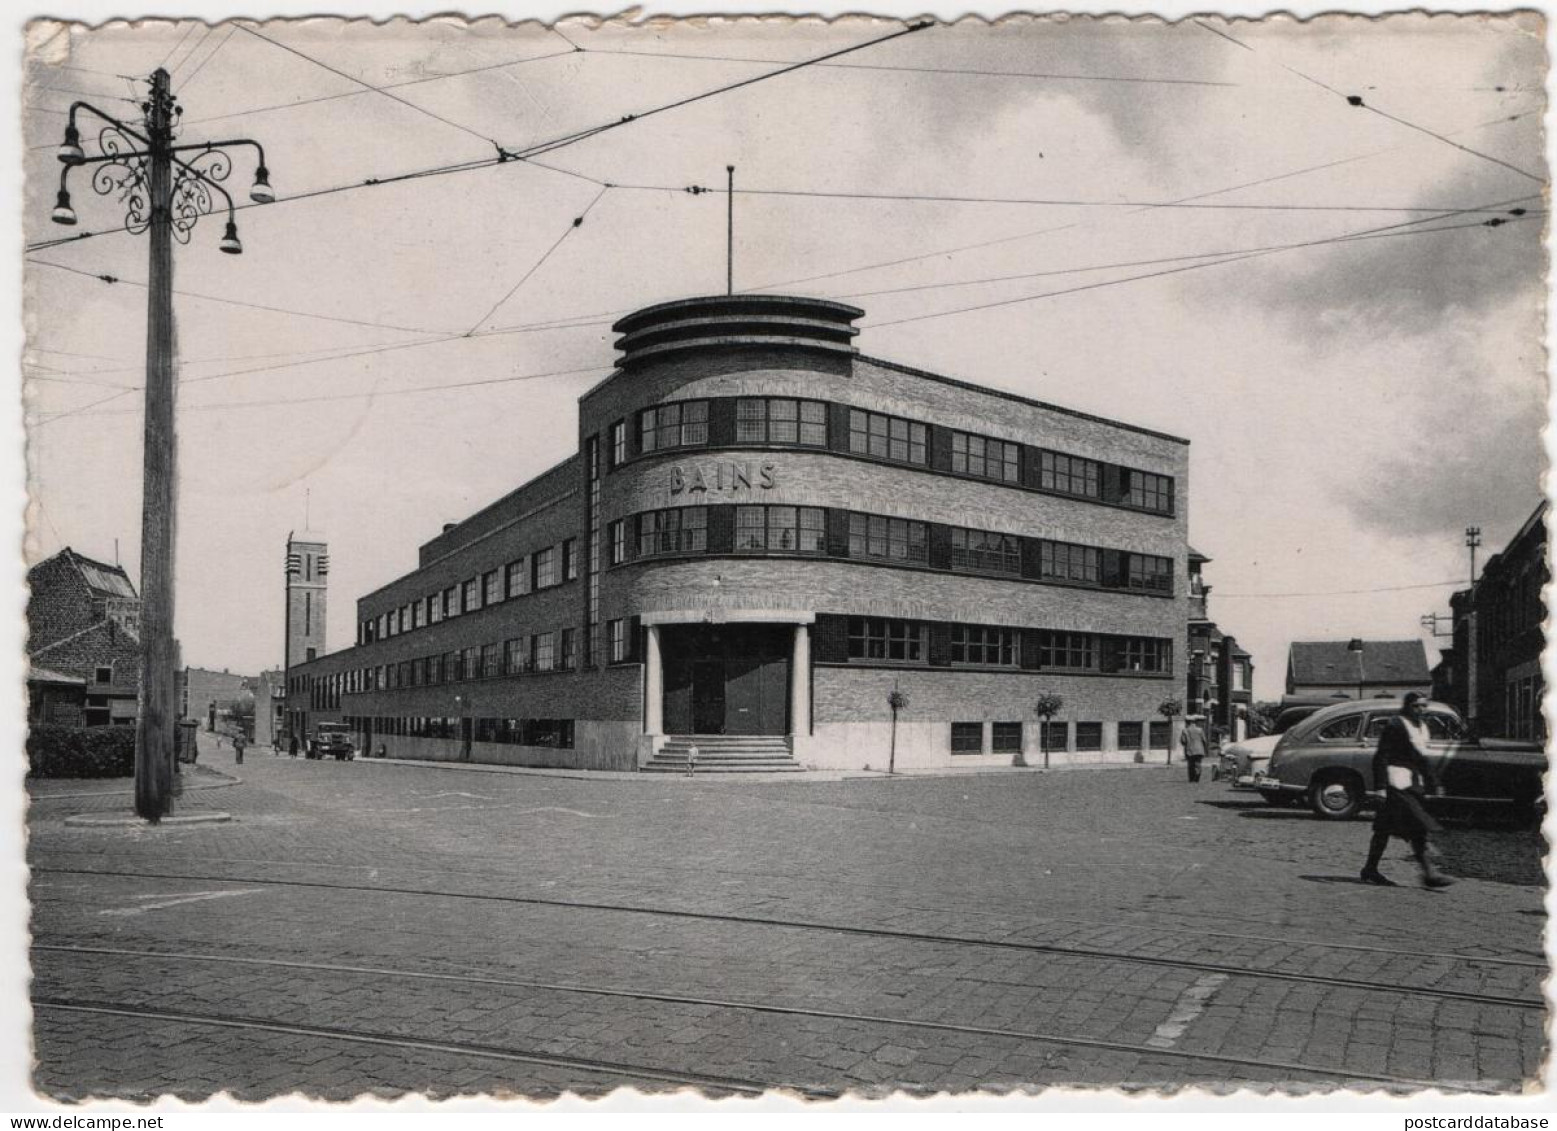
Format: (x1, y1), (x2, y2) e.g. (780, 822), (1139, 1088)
(643, 735), (805, 774)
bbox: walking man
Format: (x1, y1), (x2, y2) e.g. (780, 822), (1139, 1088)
(233, 732), (247, 766)
(1180, 717), (1208, 782)
(1361, 692), (1453, 889)
(289, 734), (299, 757)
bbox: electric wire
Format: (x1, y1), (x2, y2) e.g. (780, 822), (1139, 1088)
(1216, 579), (1471, 598)
(177, 26), (237, 94)
(158, 22), (198, 71)
(464, 186), (610, 335)
(167, 26), (214, 80)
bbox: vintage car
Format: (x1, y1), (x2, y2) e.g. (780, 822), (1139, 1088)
(1218, 701), (1331, 794)
(1255, 698), (1545, 821)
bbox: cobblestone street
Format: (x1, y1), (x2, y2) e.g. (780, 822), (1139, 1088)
(25, 747), (1547, 1102)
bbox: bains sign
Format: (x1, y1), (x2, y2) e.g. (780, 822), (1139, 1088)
(669, 460), (778, 496)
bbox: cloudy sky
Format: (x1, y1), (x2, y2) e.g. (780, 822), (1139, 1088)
(19, 8), (1547, 699)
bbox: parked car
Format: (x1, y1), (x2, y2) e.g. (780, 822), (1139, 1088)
(1255, 698), (1545, 821)
(311, 722), (356, 761)
(1217, 701), (1333, 796)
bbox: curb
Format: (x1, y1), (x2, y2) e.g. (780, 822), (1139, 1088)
(63, 811), (234, 828)
(30, 767), (242, 801)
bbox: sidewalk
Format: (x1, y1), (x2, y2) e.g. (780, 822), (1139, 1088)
(26, 763), (239, 801)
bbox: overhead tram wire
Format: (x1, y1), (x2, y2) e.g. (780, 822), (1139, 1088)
(862, 194), (1539, 329)
(1191, 19), (1544, 184)
(733, 105), (1543, 295)
(158, 23), (199, 70)
(24, 19), (934, 256)
(25, 257), (458, 338)
(464, 186), (611, 335)
(177, 26), (239, 93)
(1217, 579), (1467, 599)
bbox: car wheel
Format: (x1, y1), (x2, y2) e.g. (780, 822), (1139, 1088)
(1309, 774), (1363, 820)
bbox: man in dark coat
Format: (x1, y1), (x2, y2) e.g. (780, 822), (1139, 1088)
(1361, 692), (1452, 889)
(1180, 718), (1208, 782)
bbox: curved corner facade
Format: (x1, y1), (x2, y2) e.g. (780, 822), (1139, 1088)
(289, 295), (1191, 772)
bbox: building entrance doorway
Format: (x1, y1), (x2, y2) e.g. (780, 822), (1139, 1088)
(663, 624), (789, 736)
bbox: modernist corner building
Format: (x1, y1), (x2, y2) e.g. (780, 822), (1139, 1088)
(288, 294), (1191, 772)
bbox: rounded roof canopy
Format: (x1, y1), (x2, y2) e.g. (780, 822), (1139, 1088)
(612, 294), (863, 366)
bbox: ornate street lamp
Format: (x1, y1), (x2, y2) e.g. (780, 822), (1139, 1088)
(48, 68), (273, 822)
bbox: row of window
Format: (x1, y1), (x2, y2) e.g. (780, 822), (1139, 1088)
(359, 538), (578, 646)
(949, 720), (1172, 754)
(610, 505), (1176, 593)
(606, 395), (1177, 514)
(842, 617), (1173, 674)
(342, 715), (575, 749)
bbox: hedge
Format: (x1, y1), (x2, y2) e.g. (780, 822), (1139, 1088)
(27, 724), (136, 779)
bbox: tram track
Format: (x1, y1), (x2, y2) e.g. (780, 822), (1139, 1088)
(31, 946), (1508, 1093)
(31, 864), (1545, 1010)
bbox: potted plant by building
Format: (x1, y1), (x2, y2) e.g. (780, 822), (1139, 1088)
(1157, 697), (1184, 764)
(887, 686), (909, 775)
(1033, 693), (1064, 769)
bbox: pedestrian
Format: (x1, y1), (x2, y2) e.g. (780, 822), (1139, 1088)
(1180, 717), (1208, 782)
(1361, 692), (1453, 889)
(289, 734), (299, 758)
(233, 733), (246, 765)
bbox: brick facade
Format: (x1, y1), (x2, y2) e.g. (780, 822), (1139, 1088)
(27, 548), (142, 726)
(291, 294), (1191, 771)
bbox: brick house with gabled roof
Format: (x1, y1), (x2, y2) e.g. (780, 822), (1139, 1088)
(27, 548), (142, 726)
(1285, 639), (1431, 701)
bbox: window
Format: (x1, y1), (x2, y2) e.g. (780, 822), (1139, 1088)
(305, 592), (312, 635)
(847, 617), (926, 662)
(400, 605), (411, 632)
(428, 594), (443, 624)
(951, 723), (984, 754)
(559, 629), (577, 671)
(641, 400), (709, 452)
(503, 637), (527, 676)
(94, 665), (112, 685)
(848, 409), (927, 465)
(1126, 469), (1174, 513)
(1075, 722), (1103, 751)
(1316, 716), (1362, 743)
(533, 547), (557, 589)
(481, 643), (502, 680)
(611, 419), (627, 467)
(1127, 554), (1174, 593)
(735, 398), (828, 445)
(992, 722), (1024, 754)
(609, 520), (627, 566)
(532, 632), (555, 673)
(639, 507), (708, 556)
(427, 654), (444, 685)
(462, 646), (482, 681)
(1039, 541), (1101, 585)
(446, 650), (463, 682)
(950, 527), (1021, 574)
(848, 514), (927, 563)
(950, 624), (1019, 666)
(444, 586), (461, 618)
(1425, 712), (1464, 741)
(1039, 452), (1101, 498)
(1149, 721), (1170, 750)
(1118, 721), (1144, 750)
(1121, 637), (1171, 674)
(462, 578), (481, 613)
(506, 558), (528, 599)
(483, 570), (502, 606)
(735, 505), (825, 552)
(1038, 631), (1096, 671)
(608, 619), (628, 663)
(952, 431), (1020, 483)
(563, 539), (578, 581)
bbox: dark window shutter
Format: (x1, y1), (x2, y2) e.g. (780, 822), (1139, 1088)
(629, 410), (644, 458)
(1100, 635), (1122, 673)
(813, 614), (850, 663)
(709, 398), (736, 447)
(825, 509), (851, 557)
(927, 523), (953, 570)
(628, 616), (642, 662)
(928, 622), (952, 667)
(1020, 537), (1043, 580)
(827, 402), (852, 453)
(929, 425), (954, 472)
(1102, 463), (1125, 503)
(1019, 628), (1042, 670)
(707, 506), (734, 553)
(626, 514), (639, 561)
(1021, 445), (1041, 490)
(1102, 549), (1123, 588)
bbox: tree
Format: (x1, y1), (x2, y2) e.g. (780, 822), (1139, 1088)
(1033, 694), (1064, 769)
(887, 687), (909, 775)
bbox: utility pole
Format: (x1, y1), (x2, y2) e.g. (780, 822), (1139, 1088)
(1465, 525), (1482, 586)
(726, 165), (735, 295)
(49, 67), (274, 821)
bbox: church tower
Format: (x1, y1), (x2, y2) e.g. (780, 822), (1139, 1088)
(284, 530), (327, 668)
